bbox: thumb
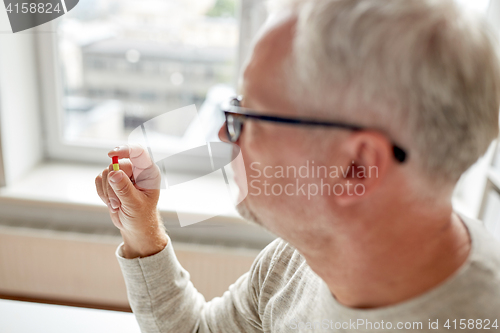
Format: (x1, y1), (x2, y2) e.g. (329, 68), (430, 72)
(108, 170), (140, 206)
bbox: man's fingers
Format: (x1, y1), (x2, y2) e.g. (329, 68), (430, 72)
(107, 170), (141, 207)
(109, 207), (124, 229)
(95, 172), (108, 206)
(108, 145), (153, 169)
(106, 160), (136, 211)
(102, 168), (110, 203)
(109, 145), (162, 190)
(108, 159), (134, 178)
(107, 180), (120, 212)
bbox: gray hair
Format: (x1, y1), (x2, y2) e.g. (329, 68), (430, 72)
(273, 0), (500, 183)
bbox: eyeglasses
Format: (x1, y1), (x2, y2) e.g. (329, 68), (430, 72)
(221, 96), (407, 163)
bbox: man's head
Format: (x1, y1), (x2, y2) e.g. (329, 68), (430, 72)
(219, 0), (500, 241)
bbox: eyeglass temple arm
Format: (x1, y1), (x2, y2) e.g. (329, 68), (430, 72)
(228, 98), (407, 163)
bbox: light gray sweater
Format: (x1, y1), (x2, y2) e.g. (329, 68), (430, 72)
(116, 215), (500, 332)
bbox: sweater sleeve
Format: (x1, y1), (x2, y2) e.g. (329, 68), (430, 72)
(116, 235), (281, 333)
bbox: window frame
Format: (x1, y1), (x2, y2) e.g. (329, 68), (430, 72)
(0, 114), (5, 188)
(36, 0), (494, 169)
(36, 0), (267, 171)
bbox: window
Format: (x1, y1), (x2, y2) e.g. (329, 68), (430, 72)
(38, 0), (267, 169)
(60, 0), (239, 146)
(37, 0), (492, 168)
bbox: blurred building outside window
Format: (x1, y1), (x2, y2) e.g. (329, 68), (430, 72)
(58, 0), (242, 146)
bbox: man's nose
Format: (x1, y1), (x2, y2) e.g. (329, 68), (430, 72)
(218, 122), (230, 143)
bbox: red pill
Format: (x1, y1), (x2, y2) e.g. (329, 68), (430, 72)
(112, 156), (119, 171)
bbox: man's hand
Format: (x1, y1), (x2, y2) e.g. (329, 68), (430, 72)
(95, 145), (168, 259)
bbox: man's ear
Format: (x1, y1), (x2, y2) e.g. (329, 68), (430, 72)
(331, 131), (393, 206)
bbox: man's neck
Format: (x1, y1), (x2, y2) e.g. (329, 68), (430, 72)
(299, 210), (471, 309)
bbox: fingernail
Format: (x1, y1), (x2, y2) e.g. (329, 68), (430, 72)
(109, 171), (123, 183)
(113, 146), (120, 151)
(109, 198), (120, 209)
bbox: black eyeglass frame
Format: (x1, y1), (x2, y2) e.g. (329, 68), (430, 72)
(221, 97), (407, 163)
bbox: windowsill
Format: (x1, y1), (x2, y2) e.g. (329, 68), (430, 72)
(0, 162), (108, 206)
(0, 162), (275, 249)
(0, 161), (242, 217)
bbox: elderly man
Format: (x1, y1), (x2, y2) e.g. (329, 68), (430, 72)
(95, 0), (500, 331)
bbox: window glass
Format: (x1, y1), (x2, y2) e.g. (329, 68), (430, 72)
(58, 0), (239, 143)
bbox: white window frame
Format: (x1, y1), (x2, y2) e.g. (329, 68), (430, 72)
(36, 0), (267, 170)
(0, 120), (5, 188)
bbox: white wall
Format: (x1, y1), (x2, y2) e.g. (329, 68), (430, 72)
(0, 6), (43, 186)
(489, 0), (500, 34)
(453, 0), (500, 219)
